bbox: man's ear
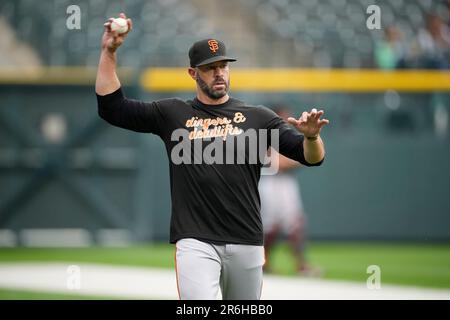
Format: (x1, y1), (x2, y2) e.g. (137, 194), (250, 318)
(188, 67), (196, 80)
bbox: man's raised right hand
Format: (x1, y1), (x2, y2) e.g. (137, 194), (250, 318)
(101, 12), (132, 53)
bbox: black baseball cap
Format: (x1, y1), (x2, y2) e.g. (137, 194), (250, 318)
(189, 39), (237, 68)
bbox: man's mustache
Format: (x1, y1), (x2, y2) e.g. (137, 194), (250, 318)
(213, 78), (226, 85)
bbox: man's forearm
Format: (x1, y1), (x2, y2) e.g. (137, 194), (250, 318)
(303, 135), (325, 164)
(95, 50), (121, 95)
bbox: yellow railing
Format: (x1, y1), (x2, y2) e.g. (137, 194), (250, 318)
(140, 68), (450, 92)
(1, 67), (449, 92)
(0, 67), (134, 85)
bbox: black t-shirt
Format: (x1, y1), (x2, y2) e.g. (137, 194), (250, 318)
(97, 88), (323, 245)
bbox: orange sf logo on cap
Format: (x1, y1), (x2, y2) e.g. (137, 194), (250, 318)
(208, 39), (219, 53)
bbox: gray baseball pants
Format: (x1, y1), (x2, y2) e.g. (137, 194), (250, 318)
(175, 238), (265, 300)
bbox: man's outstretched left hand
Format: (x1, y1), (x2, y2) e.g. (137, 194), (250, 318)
(287, 108), (329, 139)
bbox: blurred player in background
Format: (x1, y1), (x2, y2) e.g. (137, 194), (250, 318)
(260, 106), (323, 277)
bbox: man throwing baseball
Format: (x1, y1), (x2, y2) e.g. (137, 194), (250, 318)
(96, 13), (329, 300)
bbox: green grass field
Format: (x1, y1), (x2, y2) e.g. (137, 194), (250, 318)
(0, 288), (121, 300)
(0, 242), (449, 299)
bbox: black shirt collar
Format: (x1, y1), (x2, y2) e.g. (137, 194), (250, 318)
(193, 96), (234, 109)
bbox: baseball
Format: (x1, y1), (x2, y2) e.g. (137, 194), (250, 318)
(110, 17), (128, 34)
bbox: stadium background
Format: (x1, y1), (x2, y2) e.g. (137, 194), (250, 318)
(0, 0), (449, 299)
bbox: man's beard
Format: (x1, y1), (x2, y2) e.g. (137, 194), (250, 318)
(196, 74), (229, 100)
